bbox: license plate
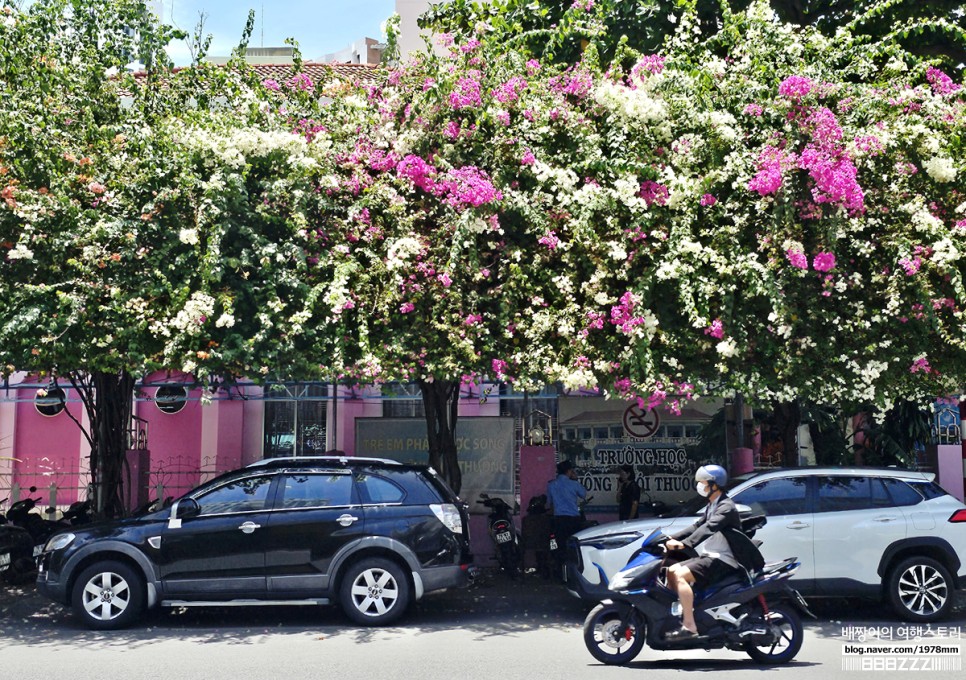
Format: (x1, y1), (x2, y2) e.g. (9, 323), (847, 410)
(549, 538), (558, 551)
(495, 531), (512, 544)
(32, 544), (43, 557)
(0, 552), (9, 572)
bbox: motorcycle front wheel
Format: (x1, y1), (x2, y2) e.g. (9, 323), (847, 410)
(745, 603), (803, 665)
(583, 603), (646, 665)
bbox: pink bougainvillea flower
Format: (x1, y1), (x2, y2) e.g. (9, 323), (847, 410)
(778, 75), (815, 99)
(639, 180), (669, 207)
(704, 319), (724, 339)
(812, 252), (836, 272)
(926, 67), (961, 95)
(538, 231), (560, 249)
(700, 193), (717, 207)
(785, 249), (809, 270)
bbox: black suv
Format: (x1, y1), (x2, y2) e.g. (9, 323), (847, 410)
(36, 457), (473, 629)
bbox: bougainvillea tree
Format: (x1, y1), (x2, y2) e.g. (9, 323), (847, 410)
(0, 1), (330, 515)
(269, 0), (966, 476)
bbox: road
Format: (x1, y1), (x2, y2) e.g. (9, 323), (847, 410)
(1, 576), (964, 679)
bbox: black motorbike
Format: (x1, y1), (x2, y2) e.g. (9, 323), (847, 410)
(478, 493), (522, 578)
(0, 497), (36, 584)
(6, 490), (92, 557)
(582, 520), (813, 666)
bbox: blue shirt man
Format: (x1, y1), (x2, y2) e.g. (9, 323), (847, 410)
(547, 460), (588, 581)
(547, 460), (587, 517)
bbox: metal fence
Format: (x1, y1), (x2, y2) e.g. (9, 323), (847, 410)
(0, 455), (241, 515)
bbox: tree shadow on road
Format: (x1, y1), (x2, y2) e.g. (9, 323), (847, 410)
(0, 575), (590, 649)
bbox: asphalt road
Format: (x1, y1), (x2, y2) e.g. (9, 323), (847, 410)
(2, 574), (964, 679)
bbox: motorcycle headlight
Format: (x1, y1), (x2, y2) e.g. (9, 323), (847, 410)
(44, 532), (75, 553)
(608, 563), (650, 591)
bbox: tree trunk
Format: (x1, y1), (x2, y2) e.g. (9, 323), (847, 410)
(419, 379), (462, 495)
(65, 370), (136, 518)
(772, 399), (802, 468)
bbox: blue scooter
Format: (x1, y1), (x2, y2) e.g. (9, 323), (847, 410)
(582, 521), (813, 665)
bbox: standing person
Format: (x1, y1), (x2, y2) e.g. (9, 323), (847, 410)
(616, 464), (641, 521)
(662, 464), (740, 640)
(546, 460), (587, 564)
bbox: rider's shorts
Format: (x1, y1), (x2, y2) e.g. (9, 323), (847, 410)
(678, 555), (736, 590)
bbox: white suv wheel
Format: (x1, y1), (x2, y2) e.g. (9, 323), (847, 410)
(888, 556), (953, 622)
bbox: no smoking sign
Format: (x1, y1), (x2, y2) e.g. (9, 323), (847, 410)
(623, 404), (661, 438)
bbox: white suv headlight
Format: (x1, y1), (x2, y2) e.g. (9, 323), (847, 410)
(44, 532), (75, 552)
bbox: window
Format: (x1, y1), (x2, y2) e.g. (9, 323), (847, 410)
(609, 425), (624, 440)
(280, 473), (355, 509)
(155, 385), (188, 415)
(35, 387), (67, 417)
(263, 383), (328, 457)
(734, 477), (808, 516)
(197, 476), (273, 515)
(907, 481), (949, 501)
(357, 474), (406, 504)
(882, 479), (926, 506)
(817, 476), (876, 513)
(594, 427), (610, 440)
(664, 424), (684, 439)
(382, 382), (425, 418)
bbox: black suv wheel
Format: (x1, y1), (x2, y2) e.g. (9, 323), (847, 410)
(71, 560), (145, 630)
(339, 557), (411, 626)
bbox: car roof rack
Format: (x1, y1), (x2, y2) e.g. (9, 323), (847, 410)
(246, 456), (403, 468)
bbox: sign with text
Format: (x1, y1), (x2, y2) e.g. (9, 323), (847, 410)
(355, 417), (514, 505)
(572, 443), (698, 511)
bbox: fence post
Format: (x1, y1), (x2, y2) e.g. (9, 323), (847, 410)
(10, 482), (20, 504)
(49, 482), (58, 513)
(155, 482), (165, 504)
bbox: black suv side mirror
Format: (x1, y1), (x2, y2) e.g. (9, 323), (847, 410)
(169, 498), (201, 524)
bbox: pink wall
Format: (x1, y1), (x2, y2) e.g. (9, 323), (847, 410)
(936, 443), (965, 502)
(332, 386), (382, 454)
(14, 382), (86, 505)
(136, 371), (204, 500)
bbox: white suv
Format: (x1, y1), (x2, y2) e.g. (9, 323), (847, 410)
(566, 467), (966, 622)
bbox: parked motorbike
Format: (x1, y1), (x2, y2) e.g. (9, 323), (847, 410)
(478, 493), (522, 578)
(582, 521), (813, 666)
(0, 497), (37, 584)
(6, 489), (92, 558)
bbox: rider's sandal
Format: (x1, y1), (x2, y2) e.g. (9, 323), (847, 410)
(665, 626), (698, 640)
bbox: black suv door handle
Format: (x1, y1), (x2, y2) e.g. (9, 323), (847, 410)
(337, 514), (359, 527)
(238, 521), (261, 534)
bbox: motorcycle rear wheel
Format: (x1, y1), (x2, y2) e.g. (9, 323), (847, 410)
(583, 603), (646, 665)
(745, 603), (803, 665)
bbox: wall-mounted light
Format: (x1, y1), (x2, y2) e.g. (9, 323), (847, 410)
(527, 409), (552, 446)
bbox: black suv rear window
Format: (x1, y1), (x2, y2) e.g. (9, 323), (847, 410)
(357, 474), (406, 504)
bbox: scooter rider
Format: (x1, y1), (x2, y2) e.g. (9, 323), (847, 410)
(663, 464), (740, 640)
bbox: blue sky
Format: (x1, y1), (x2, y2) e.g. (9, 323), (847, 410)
(157, 0), (397, 64)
